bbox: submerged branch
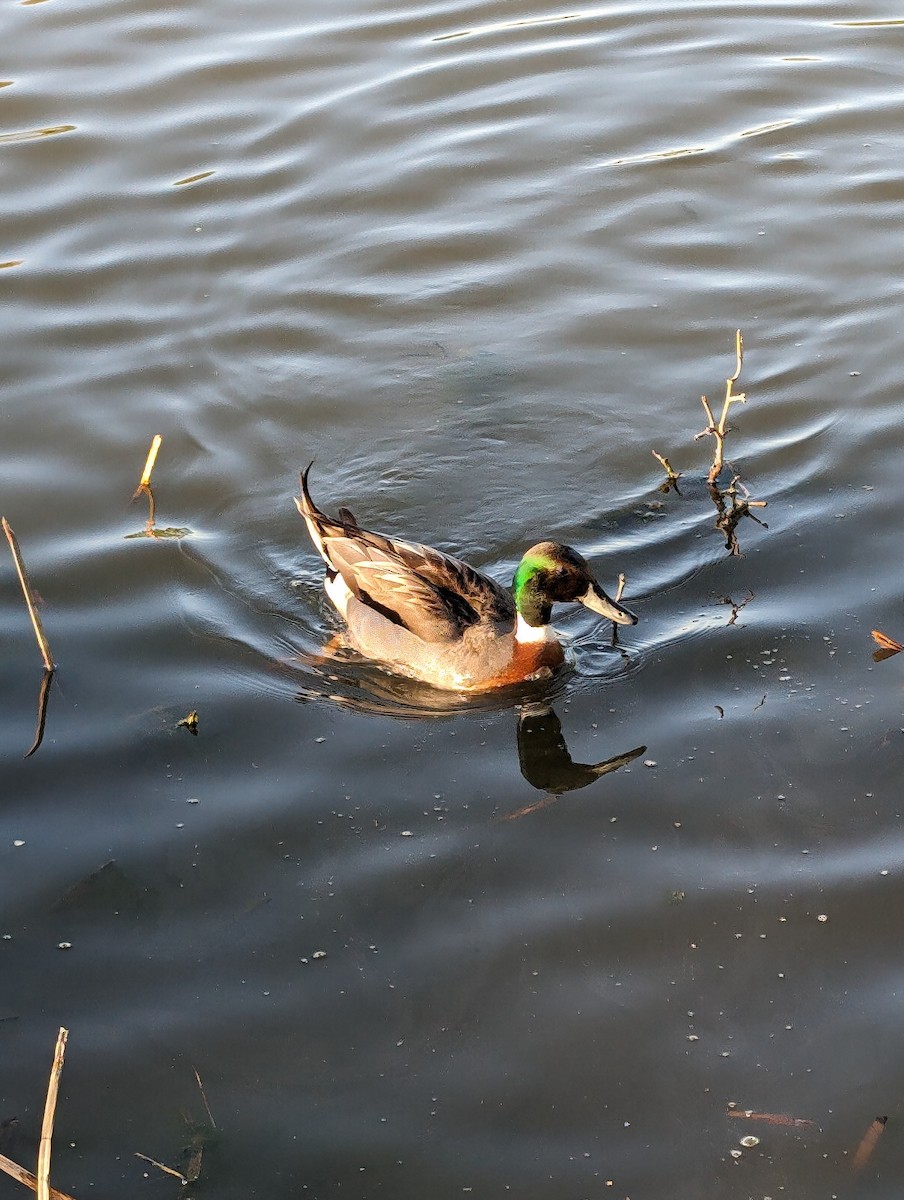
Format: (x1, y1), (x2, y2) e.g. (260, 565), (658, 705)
(24, 667), (55, 759)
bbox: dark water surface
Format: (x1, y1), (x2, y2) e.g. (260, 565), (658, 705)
(4, 0), (904, 1195)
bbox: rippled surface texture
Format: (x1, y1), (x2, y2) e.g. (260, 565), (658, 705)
(4, 0), (904, 1195)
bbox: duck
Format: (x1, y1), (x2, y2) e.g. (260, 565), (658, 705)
(295, 463), (637, 692)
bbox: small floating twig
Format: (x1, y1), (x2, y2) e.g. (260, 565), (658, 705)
(134, 1152), (186, 1183)
(719, 589), (754, 626)
(2, 517), (55, 671)
(37, 1028), (68, 1200)
(651, 450), (681, 493)
(695, 330), (746, 483)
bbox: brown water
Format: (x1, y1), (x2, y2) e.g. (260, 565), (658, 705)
(3, 1), (904, 1196)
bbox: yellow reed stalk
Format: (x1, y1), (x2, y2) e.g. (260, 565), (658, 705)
(2, 517), (55, 672)
(36, 1028), (69, 1200)
(138, 435), (162, 490)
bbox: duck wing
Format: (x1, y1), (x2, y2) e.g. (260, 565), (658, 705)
(296, 465), (515, 644)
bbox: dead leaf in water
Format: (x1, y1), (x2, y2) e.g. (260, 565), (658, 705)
(871, 629), (903, 662)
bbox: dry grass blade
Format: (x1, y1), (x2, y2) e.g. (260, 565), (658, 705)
(37, 1028), (68, 1200)
(0, 1150), (76, 1200)
(2, 517), (55, 671)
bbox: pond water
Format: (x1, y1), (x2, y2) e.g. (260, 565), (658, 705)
(3, 0), (904, 1196)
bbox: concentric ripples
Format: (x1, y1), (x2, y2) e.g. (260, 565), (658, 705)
(4, 0), (904, 1196)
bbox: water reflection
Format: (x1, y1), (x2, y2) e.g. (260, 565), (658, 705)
(295, 649), (644, 809)
(512, 702), (645, 804)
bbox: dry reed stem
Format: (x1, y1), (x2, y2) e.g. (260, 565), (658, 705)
(2, 518), (55, 672)
(37, 1028), (68, 1200)
(137, 435), (162, 492)
(0, 1151), (75, 1200)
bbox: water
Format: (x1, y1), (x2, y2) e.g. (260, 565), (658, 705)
(3, 0), (904, 1195)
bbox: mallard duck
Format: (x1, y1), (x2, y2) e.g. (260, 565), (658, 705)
(295, 464), (637, 692)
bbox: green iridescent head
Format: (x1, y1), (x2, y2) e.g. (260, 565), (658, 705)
(512, 541), (638, 629)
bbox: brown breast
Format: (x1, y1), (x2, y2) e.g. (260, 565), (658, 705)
(490, 638), (565, 688)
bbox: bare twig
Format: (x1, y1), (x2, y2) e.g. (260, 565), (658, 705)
(651, 450), (681, 493)
(0, 1151), (75, 1200)
(695, 330), (746, 483)
(719, 590), (754, 626)
(37, 1028), (68, 1200)
(2, 518), (55, 671)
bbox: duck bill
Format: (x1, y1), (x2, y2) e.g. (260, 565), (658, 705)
(579, 582), (638, 626)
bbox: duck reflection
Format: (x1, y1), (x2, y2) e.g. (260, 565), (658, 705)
(294, 651), (644, 811)
(505, 703), (645, 818)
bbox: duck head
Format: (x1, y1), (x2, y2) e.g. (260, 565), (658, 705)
(512, 541), (638, 629)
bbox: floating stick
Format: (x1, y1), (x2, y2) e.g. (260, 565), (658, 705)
(2, 517), (55, 671)
(36, 1028), (68, 1200)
